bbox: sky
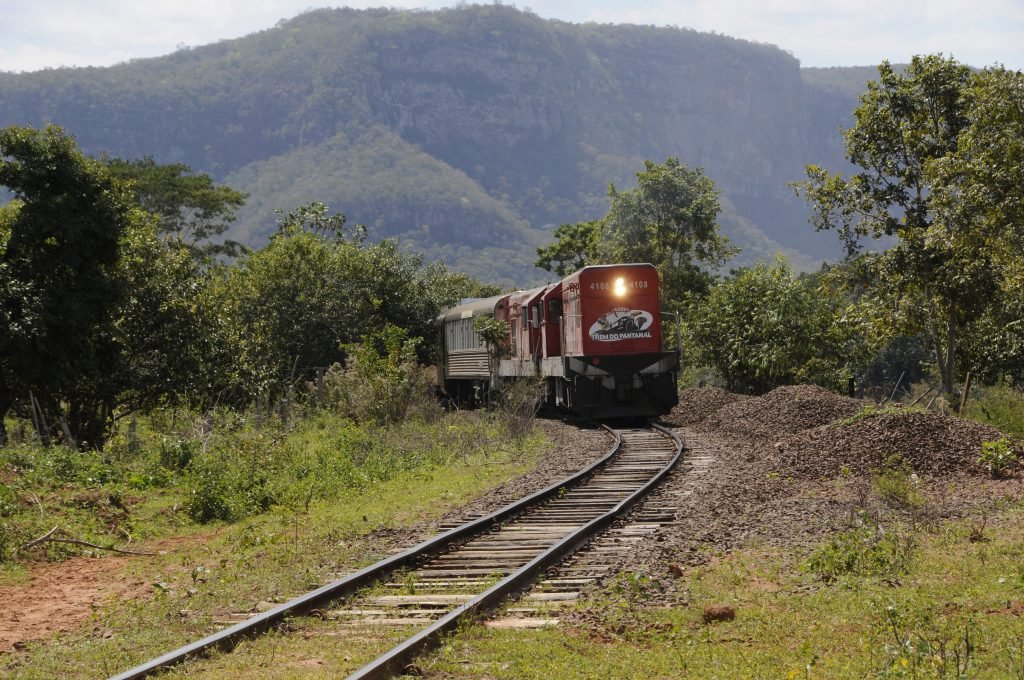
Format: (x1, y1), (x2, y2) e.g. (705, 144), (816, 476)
(1, 0), (1022, 74)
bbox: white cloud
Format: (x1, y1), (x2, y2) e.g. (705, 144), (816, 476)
(0, 0), (324, 71)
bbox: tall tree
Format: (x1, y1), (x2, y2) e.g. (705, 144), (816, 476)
(930, 65), (1024, 384)
(536, 158), (733, 307)
(795, 55), (1024, 394)
(0, 125), (135, 446)
(214, 203), (478, 398)
(113, 219), (235, 417)
(534, 220), (600, 276)
(106, 156), (247, 261)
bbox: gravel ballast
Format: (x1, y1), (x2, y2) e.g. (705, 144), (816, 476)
(700, 384), (866, 441)
(771, 410), (1014, 478)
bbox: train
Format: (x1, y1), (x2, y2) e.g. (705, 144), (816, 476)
(436, 263), (679, 419)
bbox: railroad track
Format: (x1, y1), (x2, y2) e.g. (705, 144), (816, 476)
(111, 424), (683, 679)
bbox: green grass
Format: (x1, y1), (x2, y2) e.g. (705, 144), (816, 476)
(836, 404), (927, 427)
(0, 409), (547, 678)
(964, 385), (1024, 439)
(1, 407), (536, 565)
(423, 511), (1024, 679)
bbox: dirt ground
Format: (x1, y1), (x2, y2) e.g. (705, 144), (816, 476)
(0, 554), (148, 652)
(0, 531), (226, 653)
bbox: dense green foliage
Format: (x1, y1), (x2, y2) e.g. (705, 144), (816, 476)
(213, 202), (475, 399)
(534, 221), (600, 277)
(0, 125), (137, 447)
(106, 156), (247, 261)
(685, 259), (861, 393)
(797, 56), (1024, 393)
(601, 159), (733, 303)
(0, 128), (485, 447)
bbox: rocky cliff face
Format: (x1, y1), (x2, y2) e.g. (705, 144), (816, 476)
(365, 14), (810, 203)
(0, 5), (862, 281)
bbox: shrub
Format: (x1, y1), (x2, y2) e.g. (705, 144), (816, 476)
(185, 459), (236, 523)
(977, 438), (1019, 478)
(0, 522), (12, 564)
(325, 325), (439, 426)
(963, 384), (1024, 438)
(806, 519), (915, 582)
(0, 486), (17, 563)
(0, 484), (17, 518)
(159, 437), (198, 470)
(494, 377), (545, 445)
(473, 316), (511, 357)
(872, 455), (925, 510)
(872, 602), (974, 677)
(684, 258), (863, 394)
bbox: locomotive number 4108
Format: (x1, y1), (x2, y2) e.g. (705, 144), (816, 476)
(590, 279), (649, 290)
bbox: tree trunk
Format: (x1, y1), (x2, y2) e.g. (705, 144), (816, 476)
(939, 316), (958, 396)
(927, 295), (958, 396)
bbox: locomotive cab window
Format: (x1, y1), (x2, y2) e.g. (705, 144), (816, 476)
(548, 299), (562, 325)
(530, 304), (541, 328)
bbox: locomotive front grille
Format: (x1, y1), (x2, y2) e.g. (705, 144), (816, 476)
(446, 350), (491, 378)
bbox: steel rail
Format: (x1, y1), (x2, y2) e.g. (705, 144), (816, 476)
(348, 424), (683, 679)
(109, 427), (624, 680)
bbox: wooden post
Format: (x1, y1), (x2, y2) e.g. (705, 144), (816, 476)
(959, 372), (973, 415)
(58, 417), (77, 450)
(882, 371), (906, 406)
(316, 367), (326, 405)
(29, 391), (41, 443)
(29, 391), (51, 446)
(908, 385), (935, 408)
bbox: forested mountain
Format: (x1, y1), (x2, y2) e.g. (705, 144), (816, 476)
(0, 5), (875, 283)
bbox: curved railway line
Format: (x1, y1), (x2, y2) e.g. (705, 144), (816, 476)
(111, 424), (685, 679)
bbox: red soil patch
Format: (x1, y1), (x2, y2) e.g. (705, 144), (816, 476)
(0, 554), (148, 652)
(0, 530), (221, 653)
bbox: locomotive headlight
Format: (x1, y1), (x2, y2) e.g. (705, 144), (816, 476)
(613, 277), (626, 297)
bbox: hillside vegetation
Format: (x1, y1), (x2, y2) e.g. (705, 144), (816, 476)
(0, 5), (864, 281)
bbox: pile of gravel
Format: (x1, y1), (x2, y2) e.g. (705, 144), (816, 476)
(701, 384), (865, 441)
(664, 387), (748, 426)
(771, 410), (1014, 478)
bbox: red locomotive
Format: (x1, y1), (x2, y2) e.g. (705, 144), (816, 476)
(436, 263), (679, 419)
